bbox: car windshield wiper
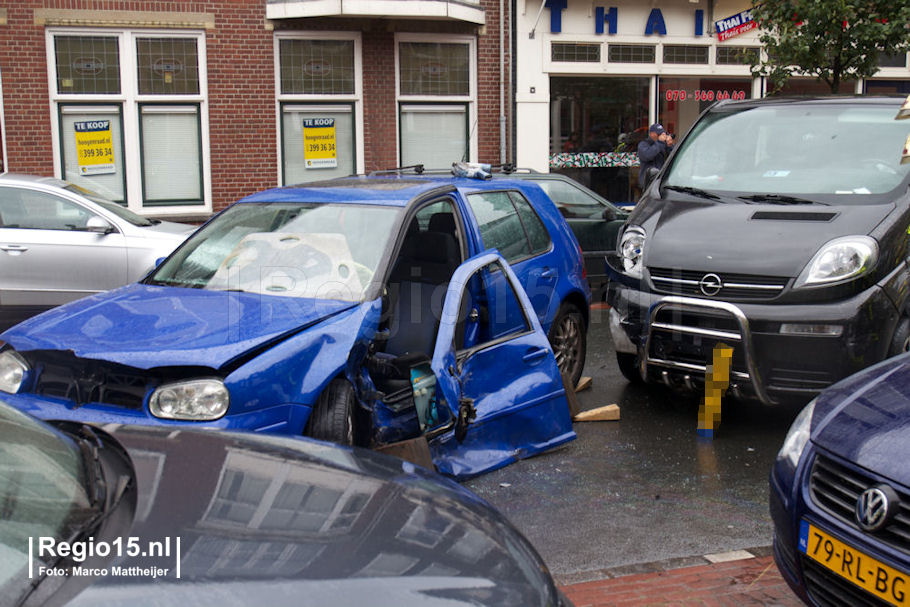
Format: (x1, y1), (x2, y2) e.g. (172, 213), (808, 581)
(737, 194), (828, 206)
(663, 185), (723, 200)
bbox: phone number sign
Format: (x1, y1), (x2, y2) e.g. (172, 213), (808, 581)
(303, 118), (337, 169)
(74, 120), (116, 176)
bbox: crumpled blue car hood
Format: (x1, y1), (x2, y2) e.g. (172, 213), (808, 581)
(0, 284), (357, 370)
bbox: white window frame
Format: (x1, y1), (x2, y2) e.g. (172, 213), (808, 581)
(395, 33), (478, 166)
(45, 27), (212, 216)
(274, 31), (364, 185)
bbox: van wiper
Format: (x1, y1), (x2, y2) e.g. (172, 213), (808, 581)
(663, 185), (722, 200)
(737, 194), (828, 206)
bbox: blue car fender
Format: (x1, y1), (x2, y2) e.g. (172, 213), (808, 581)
(223, 300), (382, 427)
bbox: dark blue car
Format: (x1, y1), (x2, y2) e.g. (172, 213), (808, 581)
(0, 175), (589, 479)
(770, 353), (910, 605)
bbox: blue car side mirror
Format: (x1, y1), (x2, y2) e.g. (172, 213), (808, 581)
(154, 257), (167, 268)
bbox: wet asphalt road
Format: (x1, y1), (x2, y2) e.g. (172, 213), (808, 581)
(465, 305), (807, 581)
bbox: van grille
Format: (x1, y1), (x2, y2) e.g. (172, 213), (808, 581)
(648, 267), (788, 301)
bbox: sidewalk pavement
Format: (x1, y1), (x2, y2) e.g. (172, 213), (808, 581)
(560, 547), (804, 607)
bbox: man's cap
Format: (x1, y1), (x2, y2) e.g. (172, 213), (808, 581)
(649, 123), (665, 135)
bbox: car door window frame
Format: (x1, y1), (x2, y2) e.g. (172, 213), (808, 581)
(453, 259), (535, 369)
(0, 186), (111, 232)
(465, 188), (553, 265)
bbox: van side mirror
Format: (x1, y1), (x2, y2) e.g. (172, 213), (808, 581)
(644, 167), (660, 188)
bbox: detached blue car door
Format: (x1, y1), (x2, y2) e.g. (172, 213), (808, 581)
(427, 251), (576, 479)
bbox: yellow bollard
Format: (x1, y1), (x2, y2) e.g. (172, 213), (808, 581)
(697, 343), (733, 439)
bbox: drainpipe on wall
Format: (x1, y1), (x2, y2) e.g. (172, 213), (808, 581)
(499, 0), (507, 165)
(0, 67), (7, 174)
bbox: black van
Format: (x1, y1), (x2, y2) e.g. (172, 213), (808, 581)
(606, 96), (910, 404)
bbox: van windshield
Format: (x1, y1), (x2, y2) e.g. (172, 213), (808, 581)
(148, 202), (401, 301)
(664, 104), (910, 200)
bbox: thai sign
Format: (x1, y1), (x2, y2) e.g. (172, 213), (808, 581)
(714, 9), (757, 41)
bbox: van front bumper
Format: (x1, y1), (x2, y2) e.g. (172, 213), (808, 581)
(607, 282), (899, 404)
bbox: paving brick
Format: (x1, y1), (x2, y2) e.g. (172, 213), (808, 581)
(562, 555), (804, 607)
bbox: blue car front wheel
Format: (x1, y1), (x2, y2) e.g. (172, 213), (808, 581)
(305, 378), (357, 446)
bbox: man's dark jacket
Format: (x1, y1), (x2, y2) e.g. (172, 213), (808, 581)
(637, 139), (672, 187)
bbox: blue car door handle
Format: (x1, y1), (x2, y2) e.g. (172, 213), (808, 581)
(522, 347), (549, 364)
(540, 267), (555, 279)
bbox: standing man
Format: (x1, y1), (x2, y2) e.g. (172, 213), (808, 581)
(637, 123), (675, 188)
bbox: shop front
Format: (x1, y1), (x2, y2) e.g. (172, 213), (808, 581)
(516, 1), (910, 204)
(516, 0), (762, 204)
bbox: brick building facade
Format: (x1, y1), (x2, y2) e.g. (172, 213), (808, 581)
(0, 1), (511, 216)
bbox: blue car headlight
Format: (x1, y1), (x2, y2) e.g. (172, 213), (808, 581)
(777, 398), (816, 474)
(150, 379), (230, 421)
(0, 350), (28, 394)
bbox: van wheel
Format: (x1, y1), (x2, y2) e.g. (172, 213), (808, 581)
(616, 352), (644, 384)
(305, 378), (356, 446)
(549, 304), (587, 388)
(888, 316), (910, 357)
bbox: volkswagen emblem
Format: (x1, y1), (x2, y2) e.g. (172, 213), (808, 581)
(698, 273), (723, 297)
(855, 485), (899, 532)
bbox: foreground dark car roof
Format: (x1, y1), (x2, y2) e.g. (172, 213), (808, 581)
(61, 425), (557, 607)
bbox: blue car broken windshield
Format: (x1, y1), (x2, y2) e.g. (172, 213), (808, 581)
(149, 203), (401, 301)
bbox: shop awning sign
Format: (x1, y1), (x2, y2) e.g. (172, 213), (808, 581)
(303, 118), (337, 169)
(74, 120), (116, 176)
(715, 9), (757, 41)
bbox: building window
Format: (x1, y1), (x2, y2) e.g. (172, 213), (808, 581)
(49, 30), (209, 213)
(663, 45), (709, 65)
(659, 77), (752, 138)
(279, 39), (355, 95)
(550, 76), (650, 201)
(716, 46), (759, 66)
(54, 36), (121, 95)
(139, 104), (203, 203)
(276, 33), (362, 184)
(399, 42), (470, 96)
(136, 38), (200, 95)
(607, 44), (655, 64)
(878, 52), (908, 69)
(397, 35), (476, 168)
(551, 43), (601, 63)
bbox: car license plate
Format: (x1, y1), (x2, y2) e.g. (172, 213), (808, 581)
(799, 520), (909, 606)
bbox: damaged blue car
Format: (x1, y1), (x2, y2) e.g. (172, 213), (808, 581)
(0, 176), (588, 478)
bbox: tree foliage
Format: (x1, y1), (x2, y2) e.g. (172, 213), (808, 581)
(750, 0), (910, 93)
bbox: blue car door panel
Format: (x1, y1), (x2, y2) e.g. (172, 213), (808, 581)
(428, 251), (576, 479)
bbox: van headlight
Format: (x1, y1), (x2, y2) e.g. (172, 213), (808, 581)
(620, 226), (646, 279)
(795, 236), (877, 288)
(0, 350), (28, 394)
(149, 379), (229, 421)
(777, 398), (815, 470)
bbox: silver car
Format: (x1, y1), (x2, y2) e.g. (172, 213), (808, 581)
(0, 174), (194, 328)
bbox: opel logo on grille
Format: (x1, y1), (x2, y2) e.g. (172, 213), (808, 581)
(698, 273), (723, 296)
(855, 485), (899, 532)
